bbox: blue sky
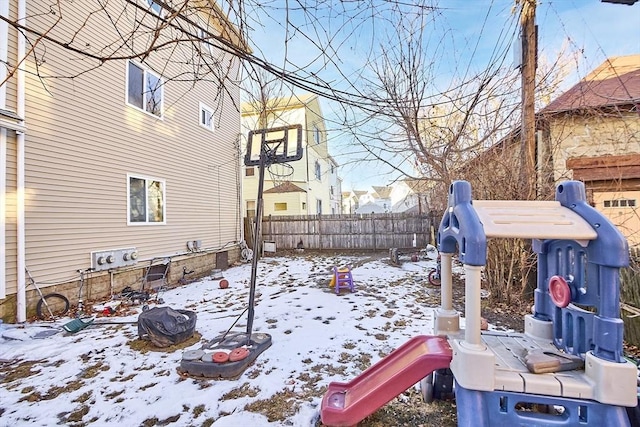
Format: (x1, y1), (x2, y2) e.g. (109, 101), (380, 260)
(243, 0), (640, 191)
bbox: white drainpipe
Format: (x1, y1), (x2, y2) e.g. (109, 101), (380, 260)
(16, 0), (26, 322)
(0, 0), (7, 300)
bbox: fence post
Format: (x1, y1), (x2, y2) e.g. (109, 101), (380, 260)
(318, 214), (323, 250)
(372, 214), (376, 251)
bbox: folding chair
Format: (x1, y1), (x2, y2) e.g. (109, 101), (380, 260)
(141, 257), (171, 301)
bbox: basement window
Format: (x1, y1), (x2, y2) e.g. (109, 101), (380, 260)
(128, 175), (165, 224)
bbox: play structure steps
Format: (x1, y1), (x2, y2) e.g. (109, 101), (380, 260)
(320, 335), (452, 427)
(329, 266), (355, 294)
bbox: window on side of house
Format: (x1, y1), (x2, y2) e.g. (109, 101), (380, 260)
(128, 175), (165, 224)
(246, 200), (256, 217)
(603, 198), (637, 208)
(316, 199), (322, 214)
(245, 167), (255, 177)
(315, 161), (321, 180)
(313, 125), (321, 144)
(199, 102), (214, 131)
(274, 202), (287, 211)
(146, 0), (163, 15)
(199, 28), (215, 56)
(127, 61), (163, 117)
(302, 202), (306, 210)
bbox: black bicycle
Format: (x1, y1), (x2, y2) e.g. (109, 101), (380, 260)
(26, 268), (70, 320)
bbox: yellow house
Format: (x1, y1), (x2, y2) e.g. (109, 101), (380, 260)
(241, 94), (341, 216)
(0, 1), (247, 321)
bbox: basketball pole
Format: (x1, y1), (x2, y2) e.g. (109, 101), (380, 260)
(246, 139), (268, 340)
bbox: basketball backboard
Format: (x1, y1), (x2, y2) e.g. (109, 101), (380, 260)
(244, 124), (303, 166)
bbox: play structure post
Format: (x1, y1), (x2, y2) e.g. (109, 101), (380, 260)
(464, 265), (484, 348)
(440, 253), (453, 310)
(434, 252), (460, 335)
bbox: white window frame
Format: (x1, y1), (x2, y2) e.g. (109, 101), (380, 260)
(199, 102), (215, 132)
(315, 161), (321, 181)
(126, 61), (164, 118)
(199, 28), (215, 56)
(316, 198), (322, 214)
(127, 174), (166, 225)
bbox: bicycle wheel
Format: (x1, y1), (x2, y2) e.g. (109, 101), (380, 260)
(36, 293), (70, 320)
(428, 270), (441, 286)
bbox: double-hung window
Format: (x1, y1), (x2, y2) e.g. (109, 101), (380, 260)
(200, 102), (214, 131)
(127, 61), (163, 117)
(128, 175), (165, 224)
(315, 161), (321, 181)
(199, 28), (215, 56)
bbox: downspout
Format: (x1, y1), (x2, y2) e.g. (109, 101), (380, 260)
(0, 0), (8, 300)
(238, 132), (244, 243)
(16, 0), (26, 322)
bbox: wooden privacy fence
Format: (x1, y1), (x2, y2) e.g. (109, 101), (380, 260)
(245, 213), (436, 251)
(621, 250), (640, 347)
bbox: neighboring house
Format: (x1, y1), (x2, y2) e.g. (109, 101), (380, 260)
(463, 55), (640, 247)
(0, 1), (247, 321)
(328, 156), (343, 214)
(355, 202), (387, 214)
(389, 179), (432, 213)
(342, 190), (360, 214)
(241, 94), (339, 216)
(538, 55), (640, 247)
(354, 186), (392, 214)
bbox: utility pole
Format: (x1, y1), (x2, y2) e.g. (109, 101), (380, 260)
(519, 0), (537, 199)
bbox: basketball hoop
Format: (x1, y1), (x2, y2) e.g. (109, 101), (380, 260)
(244, 124), (303, 167)
(267, 163), (295, 190)
(243, 124), (304, 341)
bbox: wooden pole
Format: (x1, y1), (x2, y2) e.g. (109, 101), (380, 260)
(520, 0), (537, 199)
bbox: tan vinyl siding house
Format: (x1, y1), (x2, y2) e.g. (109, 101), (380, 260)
(0, 1), (246, 321)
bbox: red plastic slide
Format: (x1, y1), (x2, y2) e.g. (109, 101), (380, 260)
(320, 335), (452, 427)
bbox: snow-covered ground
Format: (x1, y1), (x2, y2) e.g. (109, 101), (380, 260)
(1, 252), (444, 426)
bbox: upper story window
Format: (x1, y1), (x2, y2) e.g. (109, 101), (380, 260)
(245, 167), (255, 177)
(313, 125), (321, 145)
(200, 102), (214, 131)
(199, 28), (215, 56)
(315, 161), (321, 180)
(128, 175), (165, 224)
(127, 61), (163, 117)
(146, 0), (163, 15)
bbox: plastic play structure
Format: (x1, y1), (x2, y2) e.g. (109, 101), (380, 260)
(329, 266), (355, 294)
(321, 180), (638, 426)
